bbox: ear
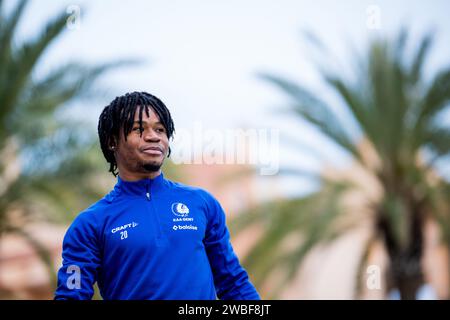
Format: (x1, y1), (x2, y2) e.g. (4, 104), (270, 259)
(109, 137), (118, 151)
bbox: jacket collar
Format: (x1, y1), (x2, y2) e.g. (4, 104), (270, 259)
(114, 172), (166, 197)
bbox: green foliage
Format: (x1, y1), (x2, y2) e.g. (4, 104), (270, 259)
(0, 0), (136, 296)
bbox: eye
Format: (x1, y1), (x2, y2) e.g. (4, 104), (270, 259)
(132, 127), (143, 132)
(156, 127), (165, 133)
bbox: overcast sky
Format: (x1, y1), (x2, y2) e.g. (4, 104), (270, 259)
(7, 0), (450, 196)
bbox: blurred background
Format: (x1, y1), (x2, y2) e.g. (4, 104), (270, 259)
(1, 0), (450, 299)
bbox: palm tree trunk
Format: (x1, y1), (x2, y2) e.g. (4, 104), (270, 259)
(378, 207), (425, 300)
(389, 256), (424, 299)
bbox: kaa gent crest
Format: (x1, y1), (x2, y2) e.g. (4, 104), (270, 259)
(171, 202), (189, 217)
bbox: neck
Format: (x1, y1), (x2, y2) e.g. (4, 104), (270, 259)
(118, 168), (162, 182)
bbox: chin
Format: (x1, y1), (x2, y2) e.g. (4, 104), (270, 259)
(142, 162), (162, 173)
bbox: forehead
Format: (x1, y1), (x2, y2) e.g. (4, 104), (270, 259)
(133, 105), (161, 123)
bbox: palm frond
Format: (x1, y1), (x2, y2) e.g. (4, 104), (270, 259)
(234, 179), (352, 295)
(259, 73), (363, 163)
(0, 0), (26, 77)
(410, 33), (433, 85)
(0, 10), (68, 120)
(418, 68), (450, 128)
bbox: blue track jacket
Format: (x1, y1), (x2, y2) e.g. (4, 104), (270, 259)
(54, 173), (260, 300)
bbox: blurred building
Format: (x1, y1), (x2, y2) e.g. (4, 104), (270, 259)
(0, 223), (65, 299)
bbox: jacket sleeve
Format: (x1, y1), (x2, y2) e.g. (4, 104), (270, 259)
(54, 212), (101, 300)
(202, 191), (260, 300)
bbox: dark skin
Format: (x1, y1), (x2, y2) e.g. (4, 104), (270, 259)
(110, 107), (170, 181)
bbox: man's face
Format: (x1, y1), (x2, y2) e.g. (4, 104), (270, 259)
(114, 106), (169, 179)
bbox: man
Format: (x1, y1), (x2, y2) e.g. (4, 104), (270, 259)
(54, 91), (260, 300)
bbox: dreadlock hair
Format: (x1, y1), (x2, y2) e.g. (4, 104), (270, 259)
(98, 91), (175, 177)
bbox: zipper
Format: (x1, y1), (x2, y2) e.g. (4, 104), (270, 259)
(146, 180), (151, 200)
(145, 178), (167, 247)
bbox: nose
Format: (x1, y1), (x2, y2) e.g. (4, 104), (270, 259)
(143, 128), (160, 142)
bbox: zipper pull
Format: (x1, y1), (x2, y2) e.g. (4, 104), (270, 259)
(146, 180), (151, 200)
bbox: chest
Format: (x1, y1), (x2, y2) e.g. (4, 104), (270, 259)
(101, 197), (208, 252)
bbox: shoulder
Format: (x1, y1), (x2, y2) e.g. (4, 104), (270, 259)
(166, 179), (218, 205)
(68, 197), (110, 233)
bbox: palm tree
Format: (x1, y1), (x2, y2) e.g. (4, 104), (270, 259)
(231, 30), (450, 299)
(0, 0), (135, 295)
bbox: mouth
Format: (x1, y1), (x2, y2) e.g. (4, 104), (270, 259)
(141, 146), (164, 156)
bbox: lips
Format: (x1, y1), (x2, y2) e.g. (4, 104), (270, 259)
(141, 146), (163, 155)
